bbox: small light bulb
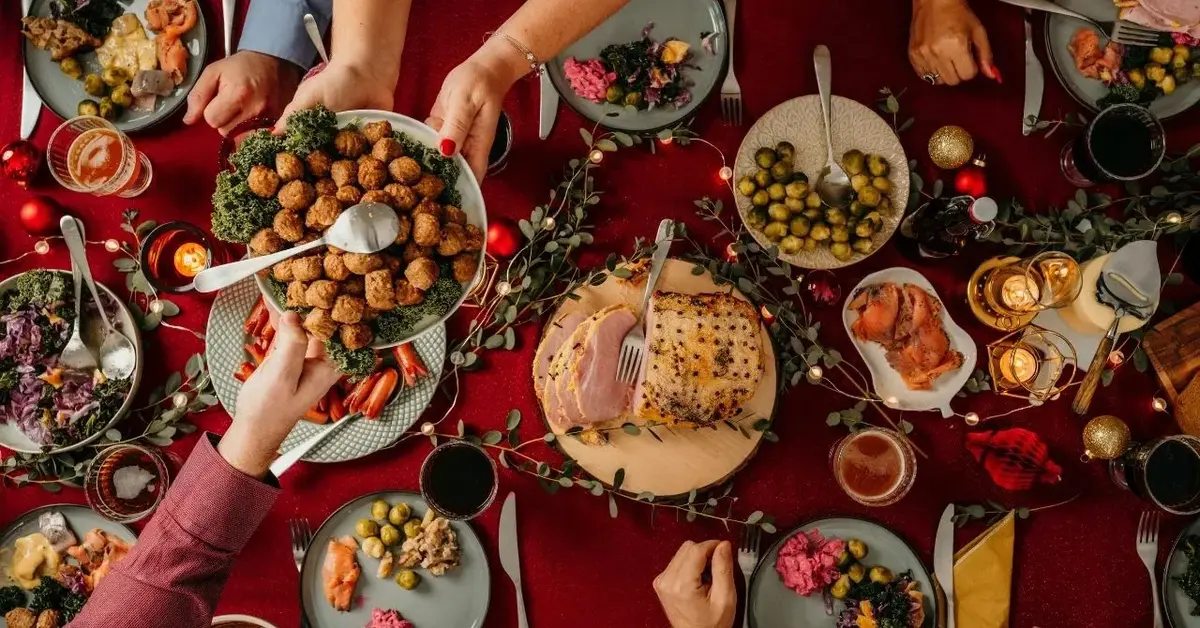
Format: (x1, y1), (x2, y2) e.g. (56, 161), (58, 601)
(758, 304), (775, 323)
(172, 393), (188, 408)
(420, 422), (435, 436)
(1152, 397), (1169, 412)
(718, 166), (733, 181)
(496, 281), (512, 296)
(807, 365), (823, 383)
(149, 300), (164, 314)
(885, 396), (899, 406)
(724, 242), (738, 262)
(1108, 350), (1125, 367)
(104, 239), (120, 253)
(964, 412), (980, 426)
(1165, 211), (1183, 225)
(33, 240), (50, 255)
(588, 149), (604, 164)
(541, 216), (556, 231)
(660, 136), (673, 145)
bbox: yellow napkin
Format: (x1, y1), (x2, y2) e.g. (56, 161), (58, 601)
(952, 511), (1015, 628)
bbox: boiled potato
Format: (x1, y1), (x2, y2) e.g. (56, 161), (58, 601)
(1150, 46), (1173, 65)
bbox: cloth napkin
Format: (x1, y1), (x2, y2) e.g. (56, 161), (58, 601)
(953, 511), (1016, 628)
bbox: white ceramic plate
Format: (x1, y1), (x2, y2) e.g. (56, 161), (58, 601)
(733, 95), (909, 269)
(842, 268), (975, 417)
(252, 109), (486, 350)
(1163, 517), (1200, 627)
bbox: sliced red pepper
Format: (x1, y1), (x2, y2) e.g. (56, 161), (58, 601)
(245, 343), (267, 365)
(361, 368), (399, 420)
(393, 344), (428, 388)
(257, 322), (276, 349)
(337, 376), (354, 393)
(346, 372), (382, 415)
(303, 407), (330, 424)
(329, 389), (347, 421)
(233, 361), (256, 383)
(317, 392), (330, 413)
(244, 297), (267, 335)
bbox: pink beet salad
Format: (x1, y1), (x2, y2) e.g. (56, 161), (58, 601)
(563, 58), (617, 103)
(364, 608), (414, 628)
(774, 529), (846, 597)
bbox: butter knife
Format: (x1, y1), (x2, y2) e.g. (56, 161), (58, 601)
(934, 504), (956, 628)
(538, 68), (557, 140)
(20, 0), (41, 139)
(268, 414), (360, 478)
(499, 492), (529, 628)
(223, 0), (236, 56)
(1022, 9), (1044, 136)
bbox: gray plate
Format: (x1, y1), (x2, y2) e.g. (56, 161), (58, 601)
(748, 517), (937, 628)
(0, 503), (138, 627)
(1163, 516), (1200, 626)
(205, 277), (446, 464)
(23, 0), (207, 132)
(0, 270), (143, 455)
(545, 0), (727, 133)
(300, 490), (490, 627)
(1044, 0), (1200, 120)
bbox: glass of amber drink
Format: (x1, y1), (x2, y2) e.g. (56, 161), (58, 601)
(47, 116), (153, 197)
(831, 428), (917, 506)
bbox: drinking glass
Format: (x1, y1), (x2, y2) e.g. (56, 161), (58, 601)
(1111, 434), (1200, 515)
(47, 116), (153, 197)
(980, 252), (1082, 328)
(1061, 103), (1165, 186)
(84, 443), (171, 523)
(419, 441), (499, 521)
(830, 428), (917, 507)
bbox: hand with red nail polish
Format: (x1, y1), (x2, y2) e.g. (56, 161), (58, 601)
(908, 0), (997, 86)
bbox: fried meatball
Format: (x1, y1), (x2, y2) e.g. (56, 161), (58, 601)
(287, 280), (309, 307)
(438, 222), (466, 256)
(278, 180), (316, 210)
(5, 608), (35, 628)
(444, 205), (468, 226)
(305, 279), (339, 309)
(402, 242), (433, 263)
(371, 137), (404, 163)
(365, 269), (396, 310)
(336, 185), (363, 205)
(334, 129), (368, 158)
(464, 224), (484, 251)
(394, 214), (412, 245)
(291, 255), (324, 281)
(275, 151), (305, 181)
(405, 257), (439, 291)
(332, 294), (366, 324)
(248, 164), (281, 198)
(273, 259), (295, 282)
(331, 160), (358, 187)
(388, 156), (422, 185)
(452, 252), (479, 282)
(361, 306), (381, 321)
(344, 252), (384, 275)
(249, 228), (286, 255)
(381, 253), (403, 273)
(314, 177), (338, 197)
(384, 183), (418, 210)
(413, 212), (441, 247)
(306, 149), (333, 177)
(36, 610), (59, 628)
(361, 189), (395, 209)
(413, 173), (446, 199)
(412, 198), (442, 220)
(323, 253), (351, 281)
(394, 278), (425, 306)
(357, 156), (388, 190)
(363, 120), (394, 144)
(274, 209), (305, 242)
(303, 308), (338, 341)
(340, 323), (373, 350)
(344, 276), (365, 296)
(306, 195), (343, 230)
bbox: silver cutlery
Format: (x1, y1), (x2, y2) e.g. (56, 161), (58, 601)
(813, 45), (852, 209)
(270, 414), (361, 478)
(616, 219), (674, 384)
(997, 0), (1159, 46)
(539, 68), (558, 140)
(934, 504), (957, 628)
(60, 217), (136, 381)
(303, 13), (329, 65)
(1136, 511), (1163, 628)
(289, 518), (313, 572)
(222, 0), (236, 57)
(737, 526), (760, 628)
(499, 492), (529, 628)
(60, 239), (98, 373)
(20, 0), (41, 139)
(718, 0), (742, 125)
(1022, 9), (1044, 136)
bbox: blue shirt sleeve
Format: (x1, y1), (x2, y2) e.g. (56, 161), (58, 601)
(236, 0), (333, 70)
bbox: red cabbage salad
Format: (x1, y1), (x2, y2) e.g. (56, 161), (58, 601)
(0, 271), (130, 447)
(563, 23), (706, 111)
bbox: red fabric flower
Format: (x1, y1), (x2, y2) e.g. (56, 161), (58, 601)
(965, 428), (1062, 491)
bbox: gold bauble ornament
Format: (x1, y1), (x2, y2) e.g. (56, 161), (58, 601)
(928, 125), (974, 170)
(1082, 415), (1132, 460)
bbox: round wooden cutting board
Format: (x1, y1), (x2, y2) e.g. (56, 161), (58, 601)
(533, 259), (778, 497)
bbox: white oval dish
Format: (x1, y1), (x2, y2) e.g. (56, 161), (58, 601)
(842, 267), (976, 417)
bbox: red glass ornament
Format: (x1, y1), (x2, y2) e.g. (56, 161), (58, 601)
(953, 154), (988, 197)
(724, 242), (738, 263)
(18, 196), (64, 237)
(2, 140), (41, 188)
(965, 428), (1062, 491)
(486, 218), (521, 258)
(759, 304), (776, 323)
(804, 269), (842, 308)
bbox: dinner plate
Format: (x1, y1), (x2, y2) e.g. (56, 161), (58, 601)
(0, 503), (138, 628)
(842, 267), (976, 418)
(733, 95), (909, 269)
(748, 516), (937, 628)
(1163, 516), (1200, 626)
(205, 277), (445, 463)
(0, 270), (143, 455)
(250, 109), (487, 350)
(1044, 0), (1200, 119)
(545, 0), (728, 133)
(22, 0), (208, 132)
(299, 490), (490, 628)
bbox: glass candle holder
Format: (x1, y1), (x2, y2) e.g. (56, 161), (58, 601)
(830, 428), (917, 507)
(139, 221), (218, 293)
(47, 116), (152, 197)
(986, 325), (1078, 404)
(84, 443), (171, 523)
(971, 252), (1082, 330)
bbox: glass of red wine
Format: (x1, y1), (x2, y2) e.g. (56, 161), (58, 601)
(1061, 103), (1165, 187)
(1110, 434), (1200, 515)
(420, 441), (499, 520)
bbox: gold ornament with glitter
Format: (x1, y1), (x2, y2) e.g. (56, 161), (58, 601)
(1082, 415), (1131, 460)
(928, 125), (974, 169)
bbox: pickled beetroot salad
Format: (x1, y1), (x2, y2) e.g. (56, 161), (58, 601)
(563, 23), (713, 110)
(0, 270), (130, 447)
(774, 529), (846, 597)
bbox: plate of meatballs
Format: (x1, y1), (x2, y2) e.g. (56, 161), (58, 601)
(235, 109), (486, 354)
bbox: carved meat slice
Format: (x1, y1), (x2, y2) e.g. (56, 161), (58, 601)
(849, 283), (902, 346)
(21, 17), (102, 61)
(534, 312), (586, 402)
(850, 282), (964, 391)
(571, 306), (636, 423)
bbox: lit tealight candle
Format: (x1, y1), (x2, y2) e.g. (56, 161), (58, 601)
(999, 347), (1038, 385)
(1000, 275), (1040, 312)
(173, 242), (208, 278)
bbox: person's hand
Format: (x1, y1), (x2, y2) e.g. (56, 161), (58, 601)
(276, 59), (397, 131)
(909, 0), (998, 86)
(183, 50), (302, 136)
(218, 310), (340, 478)
(654, 540), (736, 628)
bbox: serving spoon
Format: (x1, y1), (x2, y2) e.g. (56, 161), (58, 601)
(60, 217), (136, 381)
(813, 45), (852, 209)
(193, 202), (400, 293)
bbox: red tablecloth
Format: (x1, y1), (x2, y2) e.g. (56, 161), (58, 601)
(2, 1), (1198, 627)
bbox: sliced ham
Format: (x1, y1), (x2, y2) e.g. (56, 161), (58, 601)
(542, 311), (604, 429)
(533, 312), (586, 402)
(571, 306), (636, 422)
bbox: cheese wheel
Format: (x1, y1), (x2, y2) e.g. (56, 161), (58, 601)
(1058, 253), (1152, 335)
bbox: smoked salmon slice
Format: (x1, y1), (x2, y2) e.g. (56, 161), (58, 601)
(322, 536), (360, 612)
(849, 282), (964, 391)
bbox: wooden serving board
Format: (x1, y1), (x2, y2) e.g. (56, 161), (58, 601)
(533, 258), (778, 498)
(1144, 301), (1200, 404)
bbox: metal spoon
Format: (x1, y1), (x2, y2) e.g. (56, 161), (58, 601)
(59, 238), (97, 372)
(813, 45), (852, 209)
(303, 13), (329, 64)
(60, 217), (136, 381)
(193, 202), (400, 293)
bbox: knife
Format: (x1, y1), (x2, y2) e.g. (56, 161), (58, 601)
(499, 492), (528, 628)
(223, 0), (236, 57)
(538, 68), (557, 140)
(1022, 9), (1044, 136)
(934, 504), (957, 628)
(20, 0), (41, 139)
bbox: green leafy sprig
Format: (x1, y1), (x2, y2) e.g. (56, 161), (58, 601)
(951, 493), (1080, 528)
(877, 87), (914, 134)
(110, 209), (189, 334)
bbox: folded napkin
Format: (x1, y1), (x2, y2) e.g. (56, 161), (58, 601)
(953, 511), (1015, 628)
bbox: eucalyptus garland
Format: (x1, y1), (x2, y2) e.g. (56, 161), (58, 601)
(952, 493), (1080, 528)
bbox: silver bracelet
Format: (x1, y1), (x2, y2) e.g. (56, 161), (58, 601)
(488, 30), (543, 76)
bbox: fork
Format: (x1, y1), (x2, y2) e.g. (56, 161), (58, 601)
(289, 518), (313, 573)
(1136, 511), (1163, 628)
(737, 526), (761, 628)
(616, 219), (675, 384)
(719, 0), (742, 125)
(998, 0), (1159, 46)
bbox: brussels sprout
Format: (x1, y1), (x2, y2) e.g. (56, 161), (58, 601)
(767, 183), (787, 201)
(792, 171), (809, 184)
(802, 208), (823, 222)
(825, 207), (847, 226)
(362, 536), (385, 559)
(605, 85), (625, 104)
(380, 524), (401, 546)
(785, 181), (809, 200)
(779, 235), (803, 254)
(755, 147), (778, 169)
(77, 99), (100, 117)
(869, 566), (894, 584)
(805, 192), (822, 209)
(395, 569), (420, 590)
(1130, 68), (1147, 89)
(388, 503), (411, 526)
(101, 67), (128, 87)
(837, 550), (854, 570)
(831, 242), (854, 261)
(1174, 65), (1189, 82)
(854, 221), (876, 238)
(737, 176), (757, 197)
(831, 574), (851, 599)
(753, 168), (772, 188)
(763, 221), (788, 242)
(784, 197), (806, 212)
(871, 176), (892, 195)
(110, 83), (133, 108)
(1151, 47), (1173, 65)
(98, 97), (118, 120)
(857, 186), (882, 208)
(850, 173), (870, 193)
(768, 203), (790, 222)
(847, 539), (868, 560)
(370, 499), (390, 520)
(1192, 61), (1200, 79)
(831, 225), (851, 243)
(864, 212), (884, 231)
(1147, 63), (1167, 83)
(852, 238), (874, 254)
(877, 197), (892, 215)
(59, 57), (83, 79)
(789, 216), (811, 237)
(775, 141), (796, 162)
(356, 518), (380, 538)
(403, 519), (423, 538)
(867, 154), (890, 177)
(1174, 49), (1190, 69)
(842, 149), (866, 175)
(1162, 74), (1178, 95)
(83, 73), (105, 96)
(623, 91), (644, 108)
(803, 237), (818, 251)
(809, 222), (831, 242)
(770, 161), (792, 183)
(847, 562), (866, 583)
(751, 190), (770, 208)
(745, 210), (768, 229)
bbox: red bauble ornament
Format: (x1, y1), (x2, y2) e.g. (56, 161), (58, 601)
(2, 140), (41, 188)
(953, 154), (988, 197)
(965, 428), (1062, 491)
(18, 196), (64, 237)
(486, 218), (521, 258)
